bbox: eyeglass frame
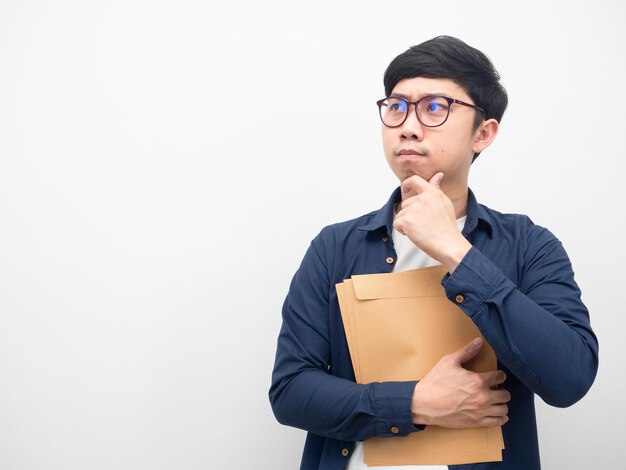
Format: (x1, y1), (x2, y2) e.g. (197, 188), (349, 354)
(376, 95), (485, 128)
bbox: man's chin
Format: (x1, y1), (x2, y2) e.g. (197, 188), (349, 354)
(401, 170), (437, 182)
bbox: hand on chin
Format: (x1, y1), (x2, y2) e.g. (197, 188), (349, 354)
(401, 170), (439, 197)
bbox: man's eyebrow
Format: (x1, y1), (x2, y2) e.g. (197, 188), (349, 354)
(390, 92), (453, 100)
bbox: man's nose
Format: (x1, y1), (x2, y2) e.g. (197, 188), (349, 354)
(400, 105), (424, 141)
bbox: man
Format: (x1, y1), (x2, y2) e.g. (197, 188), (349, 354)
(269, 36), (598, 470)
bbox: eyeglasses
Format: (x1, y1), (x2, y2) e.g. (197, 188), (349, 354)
(376, 95), (485, 128)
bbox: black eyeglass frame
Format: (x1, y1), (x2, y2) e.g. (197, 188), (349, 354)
(376, 95), (485, 128)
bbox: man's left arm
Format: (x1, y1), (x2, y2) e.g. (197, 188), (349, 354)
(394, 174), (598, 407)
(443, 230), (598, 407)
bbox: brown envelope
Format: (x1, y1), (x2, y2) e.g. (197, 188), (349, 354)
(336, 265), (504, 466)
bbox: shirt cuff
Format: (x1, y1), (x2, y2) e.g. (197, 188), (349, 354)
(373, 381), (424, 437)
(441, 247), (501, 318)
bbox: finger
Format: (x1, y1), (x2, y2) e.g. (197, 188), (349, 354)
(482, 388), (512, 406)
(479, 370), (507, 388)
(485, 404), (509, 418)
(401, 175), (430, 196)
(492, 389), (512, 404)
(392, 218), (406, 236)
(478, 415), (509, 427)
(448, 337), (483, 365)
(429, 172), (444, 189)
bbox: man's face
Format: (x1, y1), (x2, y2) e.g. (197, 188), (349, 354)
(382, 77), (486, 191)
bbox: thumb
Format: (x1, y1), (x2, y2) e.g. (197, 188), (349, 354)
(428, 172), (444, 189)
(450, 337), (483, 365)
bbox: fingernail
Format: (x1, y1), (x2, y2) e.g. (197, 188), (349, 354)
(472, 338), (483, 347)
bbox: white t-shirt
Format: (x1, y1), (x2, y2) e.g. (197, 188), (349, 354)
(346, 215), (467, 470)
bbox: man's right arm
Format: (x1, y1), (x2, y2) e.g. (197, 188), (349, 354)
(269, 234), (419, 442)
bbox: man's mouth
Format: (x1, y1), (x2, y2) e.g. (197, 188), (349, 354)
(397, 148), (427, 157)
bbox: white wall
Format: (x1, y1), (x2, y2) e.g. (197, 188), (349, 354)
(0, 1), (624, 468)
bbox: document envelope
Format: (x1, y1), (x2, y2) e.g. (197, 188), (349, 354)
(336, 265), (504, 466)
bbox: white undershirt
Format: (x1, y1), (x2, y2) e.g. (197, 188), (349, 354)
(346, 215), (467, 470)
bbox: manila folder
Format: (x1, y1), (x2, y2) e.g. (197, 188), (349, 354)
(335, 265), (504, 466)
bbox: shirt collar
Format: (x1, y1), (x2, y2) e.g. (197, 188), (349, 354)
(357, 187), (494, 238)
(357, 187), (402, 235)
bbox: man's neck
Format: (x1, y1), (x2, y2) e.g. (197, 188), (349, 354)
(446, 185), (469, 219)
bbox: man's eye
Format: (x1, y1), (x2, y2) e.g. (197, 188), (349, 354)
(389, 101), (408, 112)
(426, 101), (446, 113)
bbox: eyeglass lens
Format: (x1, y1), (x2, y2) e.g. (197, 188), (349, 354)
(379, 96), (451, 127)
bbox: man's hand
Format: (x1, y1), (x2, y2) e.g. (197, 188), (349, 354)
(393, 173), (472, 273)
(412, 337), (511, 428)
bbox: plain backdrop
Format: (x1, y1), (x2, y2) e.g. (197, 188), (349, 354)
(1, 1), (624, 468)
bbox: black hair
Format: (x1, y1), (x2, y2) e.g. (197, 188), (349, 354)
(383, 36), (508, 160)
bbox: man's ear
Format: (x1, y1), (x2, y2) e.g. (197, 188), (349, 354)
(472, 119), (499, 154)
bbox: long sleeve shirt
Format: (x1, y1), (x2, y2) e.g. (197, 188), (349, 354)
(269, 188), (599, 470)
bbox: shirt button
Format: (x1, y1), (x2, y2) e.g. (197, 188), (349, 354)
(386, 257), (394, 264)
(382, 236), (389, 243)
(341, 448), (350, 457)
(455, 294), (465, 304)
(390, 426), (400, 434)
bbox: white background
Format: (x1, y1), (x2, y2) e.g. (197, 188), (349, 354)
(0, 1), (624, 468)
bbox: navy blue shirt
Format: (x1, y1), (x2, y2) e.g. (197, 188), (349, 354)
(269, 188), (598, 470)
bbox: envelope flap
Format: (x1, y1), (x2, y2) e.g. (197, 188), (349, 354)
(351, 265), (447, 300)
